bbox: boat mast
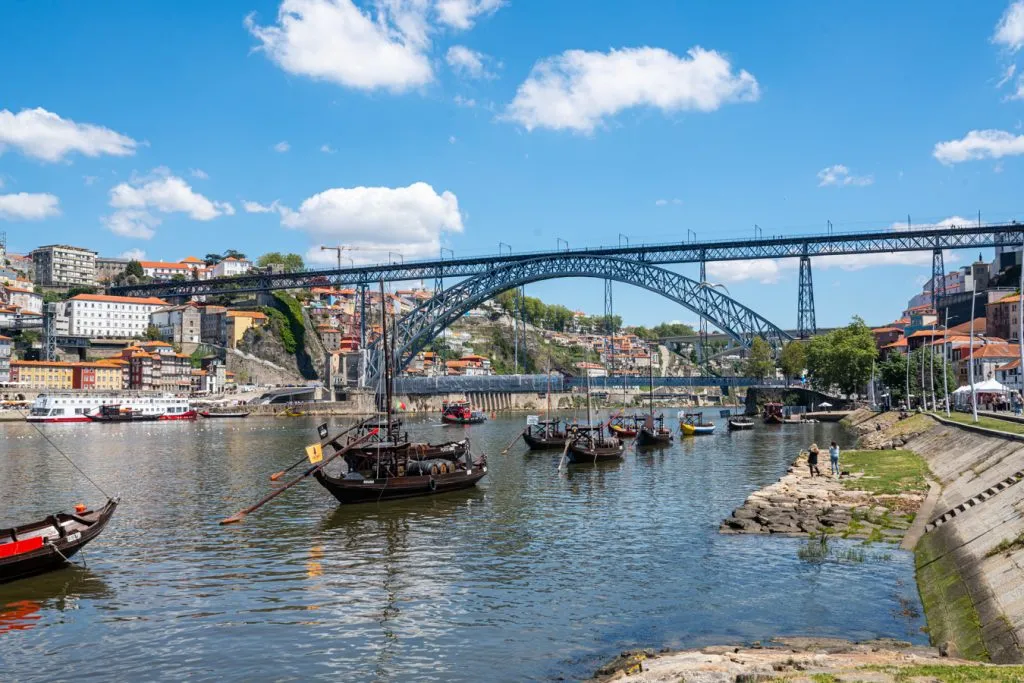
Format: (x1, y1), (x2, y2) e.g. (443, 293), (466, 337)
(585, 364), (593, 430)
(379, 280), (392, 442)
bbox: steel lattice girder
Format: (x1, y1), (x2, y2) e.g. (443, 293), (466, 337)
(364, 255), (792, 384)
(110, 222), (1024, 298)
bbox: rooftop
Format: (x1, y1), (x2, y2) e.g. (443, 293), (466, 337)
(70, 293), (168, 306)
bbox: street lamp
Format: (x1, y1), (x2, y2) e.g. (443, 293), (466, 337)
(618, 234), (629, 248)
(556, 237), (569, 251)
(498, 242), (511, 256)
(388, 252), (404, 265)
(687, 229), (697, 243)
(320, 244), (357, 269)
(754, 224), (762, 239)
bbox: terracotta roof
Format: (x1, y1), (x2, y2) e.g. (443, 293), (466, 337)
(907, 329), (943, 338)
(70, 294), (168, 305)
(882, 338), (908, 349)
(140, 340), (172, 347)
(139, 261), (191, 270)
(179, 256), (204, 264)
(0, 335), (9, 341)
(4, 286), (37, 295)
(226, 310), (267, 319)
(972, 344), (1019, 359)
(997, 359), (1022, 371)
(12, 360), (73, 367)
(872, 327), (902, 334)
(948, 318), (986, 335)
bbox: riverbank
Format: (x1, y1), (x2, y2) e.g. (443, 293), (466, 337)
(591, 638), (1024, 682)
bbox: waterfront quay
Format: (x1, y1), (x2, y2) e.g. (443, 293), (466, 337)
(0, 414), (924, 682)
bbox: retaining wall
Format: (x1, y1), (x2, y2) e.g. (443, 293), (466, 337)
(906, 420), (1024, 662)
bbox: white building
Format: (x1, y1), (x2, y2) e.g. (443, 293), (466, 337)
(0, 335), (11, 384)
(3, 285), (43, 314)
(996, 360), (1023, 392)
(30, 244), (97, 288)
(68, 294), (168, 339)
(212, 257), (251, 278)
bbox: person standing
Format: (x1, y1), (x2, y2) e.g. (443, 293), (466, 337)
(829, 441), (841, 476)
(807, 443), (822, 477)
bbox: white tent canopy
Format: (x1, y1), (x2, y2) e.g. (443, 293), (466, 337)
(975, 379), (1009, 393)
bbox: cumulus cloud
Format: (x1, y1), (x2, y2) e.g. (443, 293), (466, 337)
(453, 94), (477, 108)
(707, 259), (787, 284)
(243, 200), (281, 213)
(104, 168), (233, 239)
(190, 168), (209, 179)
(994, 1), (1024, 51)
(446, 45), (493, 79)
(320, 144), (336, 154)
(273, 140), (290, 153)
(654, 198), (682, 206)
(503, 46), (759, 133)
(280, 181), (463, 263)
(0, 192), (61, 221)
(245, 0), (434, 92)
(0, 107), (137, 163)
(436, 0), (504, 29)
(119, 248), (147, 260)
(816, 164), (873, 187)
(933, 129), (1024, 164)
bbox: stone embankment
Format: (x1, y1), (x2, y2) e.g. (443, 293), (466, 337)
(719, 454), (922, 540)
(591, 638), (1024, 682)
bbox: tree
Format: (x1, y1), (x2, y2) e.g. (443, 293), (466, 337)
(125, 260), (145, 279)
(144, 324), (163, 341)
(204, 253), (223, 266)
(744, 336), (775, 380)
(223, 249), (247, 260)
(171, 273), (187, 282)
(257, 252), (305, 272)
(779, 341), (807, 382)
(879, 348), (956, 406)
(805, 317), (877, 395)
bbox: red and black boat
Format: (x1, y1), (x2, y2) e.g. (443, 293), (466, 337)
(762, 402), (785, 424)
(1, 499), (118, 584)
(441, 400), (487, 424)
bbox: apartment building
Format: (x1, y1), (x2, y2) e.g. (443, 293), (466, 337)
(150, 304), (202, 347)
(212, 256), (251, 278)
(72, 362), (124, 390)
(95, 257), (130, 284)
(30, 245), (97, 288)
(3, 285), (43, 314)
(0, 335), (11, 383)
(68, 293), (168, 339)
(10, 360), (74, 389)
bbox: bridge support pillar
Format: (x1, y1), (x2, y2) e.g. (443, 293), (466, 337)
(798, 256), (816, 339)
(931, 248), (945, 314)
(699, 260), (709, 375)
(43, 302), (57, 362)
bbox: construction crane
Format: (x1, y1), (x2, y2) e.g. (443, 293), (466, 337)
(319, 245), (357, 269)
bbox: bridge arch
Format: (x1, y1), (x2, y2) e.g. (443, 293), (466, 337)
(366, 255), (792, 383)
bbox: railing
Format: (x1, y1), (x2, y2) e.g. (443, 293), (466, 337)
(376, 375), (783, 395)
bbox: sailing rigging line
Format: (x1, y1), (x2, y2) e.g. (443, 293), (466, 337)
(18, 407), (114, 500)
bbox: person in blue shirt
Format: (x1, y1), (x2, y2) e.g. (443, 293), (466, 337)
(829, 441), (840, 476)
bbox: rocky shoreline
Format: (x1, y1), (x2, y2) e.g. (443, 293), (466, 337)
(719, 451), (922, 539)
(590, 638), (1020, 682)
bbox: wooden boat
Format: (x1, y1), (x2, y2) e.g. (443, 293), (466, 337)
(679, 411), (715, 435)
(566, 369), (624, 463)
(728, 417), (755, 430)
(762, 402), (785, 424)
(1, 499), (118, 584)
(607, 416), (640, 438)
(522, 419), (567, 450)
(441, 400), (486, 424)
(199, 410), (251, 418)
(87, 404), (163, 423)
(314, 283), (487, 505)
(636, 363), (672, 447)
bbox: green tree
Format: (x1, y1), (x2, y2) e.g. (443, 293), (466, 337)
(125, 260), (145, 279)
(144, 324), (163, 341)
(223, 249), (247, 260)
(171, 273), (187, 282)
(805, 317), (878, 395)
(744, 336), (775, 380)
(879, 348), (956, 405)
(779, 341), (807, 382)
(257, 252), (305, 272)
(204, 253), (223, 266)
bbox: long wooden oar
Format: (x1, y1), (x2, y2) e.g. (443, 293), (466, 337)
(500, 428), (525, 455)
(556, 434), (572, 472)
(222, 429), (378, 524)
(270, 420), (366, 481)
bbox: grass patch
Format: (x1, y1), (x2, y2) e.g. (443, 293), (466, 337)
(934, 411), (1024, 436)
(810, 675), (838, 683)
(840, 449), (931, 495)
(915, 533), (990, 662)
(867, 664), (1024, 681)
(985, 531), (1024, 558)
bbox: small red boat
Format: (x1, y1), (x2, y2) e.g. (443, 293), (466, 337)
(441, 400), (486, 424)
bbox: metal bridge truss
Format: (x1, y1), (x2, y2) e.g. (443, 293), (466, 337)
(110, 223), (1024, 299)
(363, 255), (793, 386)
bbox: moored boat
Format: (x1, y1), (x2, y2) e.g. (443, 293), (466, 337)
(679, 411), (716, 435)
(522, 419), (567, 450)
(1, 499), (119, 584)
(762, 401), (785, 424)
(27, 392), (194, 423)
(728, 417), (755, 430)
(199, 410), (251, 418)
(567, 427), (625, 463)
(87, 404), (164, 423)
(607, 415), (641, 438)
(441, 400), (486, 424)
(636, 363), (673, 447)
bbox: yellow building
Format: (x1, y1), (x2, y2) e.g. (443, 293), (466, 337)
(11, 360), (74, 389)
(226, 310), (268, 347)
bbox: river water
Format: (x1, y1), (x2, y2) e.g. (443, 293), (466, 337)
(0, 413), (925, 682)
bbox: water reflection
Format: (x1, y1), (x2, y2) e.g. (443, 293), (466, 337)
(0, 568), (113, 634)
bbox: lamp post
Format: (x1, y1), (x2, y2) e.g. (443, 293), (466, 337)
(905, 343), (911, 410)
(1018, 233), (1024, 409)
(498, 242), (511, 256)
(942, 311), (950, 417)
(969, 290), (979, 423)
(556, 238), (569, 251)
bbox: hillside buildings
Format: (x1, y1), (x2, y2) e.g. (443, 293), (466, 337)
(30, 245), (97, 289)
(68, 293), (168, 338)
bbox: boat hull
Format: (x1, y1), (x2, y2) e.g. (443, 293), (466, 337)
(636, 428), (673, 447)
(199, 411), (251, 418)
(522, 430), (567, 450)
(608, 425), (637, 438)
(314, 468), (487, 504)
(441, 415), (486, 424)
(567, 443), (624, 463)
(680, 422), (716, 435)
(0, 499), (118, 584)
(728, 420), (755, 430)
(88, 413), (164, 423)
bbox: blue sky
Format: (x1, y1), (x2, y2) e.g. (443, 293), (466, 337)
(3, 1), (1024, 330)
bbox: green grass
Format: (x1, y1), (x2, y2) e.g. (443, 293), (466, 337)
(985, 531), (1024, 558)
(915, 533), (990, 662)
(840, 449), (931, 496)
(867, 664), (1024, 681)
(933, 411), (1024, 436)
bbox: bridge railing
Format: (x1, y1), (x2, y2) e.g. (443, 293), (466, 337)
(375, 374), (785, 395)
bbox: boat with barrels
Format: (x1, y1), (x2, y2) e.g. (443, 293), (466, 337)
(567, 426), (625, 463)
(636, 362), (673, 447)
(1, 499), (119, 584)
(522, 418), (568, 450)
(762, 402), (785, 424)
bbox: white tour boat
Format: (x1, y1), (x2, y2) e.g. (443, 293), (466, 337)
(26, 393), (197, 423)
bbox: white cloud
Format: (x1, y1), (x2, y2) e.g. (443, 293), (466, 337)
(119, 248), (147, 261)
(933, 129), (1024, 164)
(243, 200), (281, 214)
(453, 94), (477, 108)
(994, 1), (1024, 51)
(280, 181), (463, 263)
(103, 210), (159, 240)
(273, 140), (290, 153)
(503, 46), (759, 134)
(0, 192), (61, 221)
(707, 259), (787, 285)
(654, 198), (682, 206)
(816, 164), (873, 187)
(83, 175), (98, 186)
(998, 63), (1017, 88)
(436, 0), (504, 29)
(190, 168), (209, 179)
(320, 144), (336, 154)
(0, 107), (137, 163)
(446, 45), (493, 79)
(104, 168), (232, 239)
(245, 0), (433, 93)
